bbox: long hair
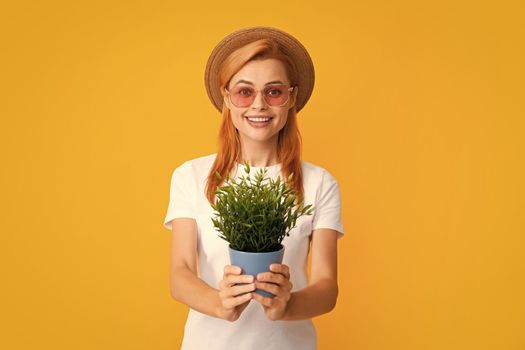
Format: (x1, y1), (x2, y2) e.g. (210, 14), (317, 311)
(205, 38), (305, 206)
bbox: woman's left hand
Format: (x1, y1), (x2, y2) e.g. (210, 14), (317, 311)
(252, 263), (293, 321)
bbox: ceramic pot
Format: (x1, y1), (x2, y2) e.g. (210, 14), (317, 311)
(228, 244), (285, 298)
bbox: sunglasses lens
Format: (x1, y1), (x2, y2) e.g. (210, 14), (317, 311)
(230, 85), (290, 107)
(264, 85), (289, 106)
(230, 86), (256, 107)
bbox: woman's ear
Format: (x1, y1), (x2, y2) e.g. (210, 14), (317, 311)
(289, 86), (299, 109)
(223, 95), (231, 109)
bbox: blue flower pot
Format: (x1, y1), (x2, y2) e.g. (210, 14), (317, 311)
(228, 244), (285, 298)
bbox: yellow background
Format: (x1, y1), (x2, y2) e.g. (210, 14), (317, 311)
(1, 0), (523, 349)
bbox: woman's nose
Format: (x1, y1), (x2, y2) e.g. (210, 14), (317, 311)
(251, 90), (269, 109)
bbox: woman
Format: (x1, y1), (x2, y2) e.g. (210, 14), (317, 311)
(163, 26), (345, 350)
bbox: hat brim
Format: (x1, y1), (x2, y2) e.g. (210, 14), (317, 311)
(204, 26), (315, 114)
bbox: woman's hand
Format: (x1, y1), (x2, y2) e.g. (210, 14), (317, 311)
(252, 263), (293, 321)
(217, 265), (256, 322)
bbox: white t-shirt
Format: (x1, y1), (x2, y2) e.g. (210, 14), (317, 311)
(163, 153), (345, 350)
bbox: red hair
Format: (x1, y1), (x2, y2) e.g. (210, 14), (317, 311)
(205, 38), (305, 206)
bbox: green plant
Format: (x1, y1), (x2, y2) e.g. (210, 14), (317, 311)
(211, 160), (314, 253)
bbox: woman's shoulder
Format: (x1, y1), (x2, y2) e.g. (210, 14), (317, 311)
(301, 160), (337, 180)
(171, 153), (217, 176)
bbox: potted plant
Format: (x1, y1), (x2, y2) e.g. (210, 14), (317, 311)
(211, 160), (314, 298)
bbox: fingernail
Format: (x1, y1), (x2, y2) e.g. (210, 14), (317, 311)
(246, 275), (253, 282)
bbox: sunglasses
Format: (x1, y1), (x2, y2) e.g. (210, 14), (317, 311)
(225, 84), (295, 108)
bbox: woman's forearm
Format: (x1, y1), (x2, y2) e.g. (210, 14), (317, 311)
(281, 278), (338, 321)
(170, 266), (221, 319)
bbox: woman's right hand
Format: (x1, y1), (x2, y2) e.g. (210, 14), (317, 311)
(217, 265), (256, 322)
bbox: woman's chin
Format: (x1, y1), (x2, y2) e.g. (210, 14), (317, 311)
(239, 130), (277, 143)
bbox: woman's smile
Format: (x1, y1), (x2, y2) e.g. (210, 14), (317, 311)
(245, 115), (274, 128)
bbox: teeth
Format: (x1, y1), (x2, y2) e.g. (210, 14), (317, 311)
(247, 117), (271, 122)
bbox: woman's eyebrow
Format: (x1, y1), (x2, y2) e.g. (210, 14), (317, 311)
(233, 79), (284, 86)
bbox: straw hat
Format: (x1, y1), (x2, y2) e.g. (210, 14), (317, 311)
(204, 26), (315, 114)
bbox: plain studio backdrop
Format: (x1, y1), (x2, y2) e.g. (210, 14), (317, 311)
(0, 0), (523, 349)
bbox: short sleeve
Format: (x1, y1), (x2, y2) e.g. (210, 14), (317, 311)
(163, 163), (197, 231)
(312, 169), (345, 239)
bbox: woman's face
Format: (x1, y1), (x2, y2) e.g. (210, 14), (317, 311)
(224, 58), (298, 145)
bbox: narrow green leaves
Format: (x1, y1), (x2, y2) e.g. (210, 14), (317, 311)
(211, 162), (315, 252)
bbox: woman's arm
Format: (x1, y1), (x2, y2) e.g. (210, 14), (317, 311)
(169, 218), (222, 318)
(170, 218), (257, 321)
(281, 228), (339, 321)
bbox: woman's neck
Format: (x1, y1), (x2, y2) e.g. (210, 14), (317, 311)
(237, 136), (279, 167)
